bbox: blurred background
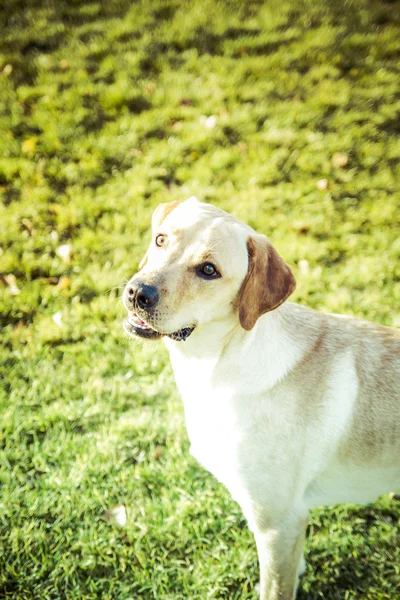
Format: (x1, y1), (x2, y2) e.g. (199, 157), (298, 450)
(1, 1), (399, 598)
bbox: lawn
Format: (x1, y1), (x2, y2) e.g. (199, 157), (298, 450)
(1, 0), (399, 598)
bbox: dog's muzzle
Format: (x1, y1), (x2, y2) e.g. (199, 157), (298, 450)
(125, 281), (159, 312)
(123, 281), (195, 342)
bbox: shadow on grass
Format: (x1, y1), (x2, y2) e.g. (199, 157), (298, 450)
(298, 501), (400, 599)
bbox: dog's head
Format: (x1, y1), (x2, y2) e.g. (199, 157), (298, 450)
(123, 197), (295, 341)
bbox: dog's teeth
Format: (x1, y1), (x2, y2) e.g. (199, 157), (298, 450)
(130, 313), (149, 328)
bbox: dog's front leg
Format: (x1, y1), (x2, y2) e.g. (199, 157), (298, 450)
(253, 513), (308, 600)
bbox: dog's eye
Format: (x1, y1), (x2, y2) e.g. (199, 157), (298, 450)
(156, 234), (166, 247)
(197, 262), (221, 279)
(203, 264), (215, 276)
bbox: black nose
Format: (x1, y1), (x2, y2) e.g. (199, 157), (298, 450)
(127, 282), (159, 310)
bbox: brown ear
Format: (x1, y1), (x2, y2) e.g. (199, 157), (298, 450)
(239, 236), (296, 331)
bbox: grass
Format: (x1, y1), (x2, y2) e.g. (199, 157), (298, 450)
(0, 0), (399, 598)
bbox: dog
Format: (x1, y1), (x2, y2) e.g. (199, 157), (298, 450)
(123, 197), (400, 600)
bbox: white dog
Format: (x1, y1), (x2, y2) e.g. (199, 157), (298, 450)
(123, 197), (400, 600)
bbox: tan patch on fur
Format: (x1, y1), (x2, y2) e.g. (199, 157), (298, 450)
(281, 306), (400, 469)
(239, 237), (296, 330)
(171, 228), (182, 237)
(152, 200), (181, 229)
(138, 254), (148, 270)
(138, 201), (182, 271)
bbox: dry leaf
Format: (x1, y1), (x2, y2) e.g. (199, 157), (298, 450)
(316, 179), (328, 190)
(59, 276), (71, 290)
(298, 259), (310, 275)
(22, 138), (37, 154)
(297, 226), (310, 235)
(103, 504), (127, 527)
(4, 274), (20, 295)
(56, 244), (72, 262)
(42, 276), (59, 285)
(332, 153), (348, 168)
(52, 312), (63, 328)
(22, 218), (35, 235)
(200, 115), (217, 129)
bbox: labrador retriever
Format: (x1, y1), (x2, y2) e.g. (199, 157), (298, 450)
(123, 197), (400, 600)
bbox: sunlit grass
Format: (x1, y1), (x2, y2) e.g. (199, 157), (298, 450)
(1, 0), (399, 598)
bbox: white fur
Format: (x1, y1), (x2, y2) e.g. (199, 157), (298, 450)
(125, 199), (400, 600)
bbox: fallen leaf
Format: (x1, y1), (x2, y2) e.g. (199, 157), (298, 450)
(3, 64), (12, 76)
(297, 226), (310, 235)
(59, 276), (71, 290)
(332, 153), (348, 168)
(22, 138), (37, 154)
(4, 274), (20, 295)
(59, 59), (69, 70)
(56, 244), (72, 262)
(103, 504), (127, 527)
(316, 178), (328, 190)
(42, 276), (59, 285)
(200, 115), (217, 129)
(298, 259), (310, 274)
(22, 218), (35, 235)
(52, 312), (63, 328)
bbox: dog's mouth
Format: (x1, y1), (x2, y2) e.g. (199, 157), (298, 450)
(124, 312), (195, 342)
(124, 312), (162, 340)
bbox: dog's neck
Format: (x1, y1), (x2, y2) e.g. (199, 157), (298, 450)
(163, 303), (306, 392)
(164, 313), (241, 360)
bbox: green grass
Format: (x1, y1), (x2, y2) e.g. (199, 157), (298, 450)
(1, 0), (399, 598)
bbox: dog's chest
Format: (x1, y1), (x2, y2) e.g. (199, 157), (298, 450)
(171, 358), (250, 486)
(184, 388), (242, 473)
